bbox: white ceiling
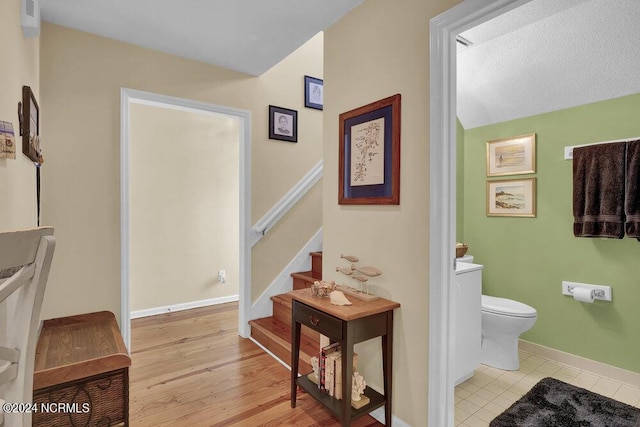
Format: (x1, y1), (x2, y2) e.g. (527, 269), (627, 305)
(457, 0), (640, 129)
(38, 0), (640, 129)
(38, 0), (364, 76)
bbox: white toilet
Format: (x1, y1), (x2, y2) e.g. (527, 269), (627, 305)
(481, 295), (537, 370)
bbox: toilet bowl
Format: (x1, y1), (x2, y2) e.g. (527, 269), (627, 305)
(481, 295), (537, 370)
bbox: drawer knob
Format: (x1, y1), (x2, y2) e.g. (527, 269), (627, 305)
(310, 315), (320, 326)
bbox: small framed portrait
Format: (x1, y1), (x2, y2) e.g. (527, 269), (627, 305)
(304, 75), (323, 110)
(269, 105), (297, 143)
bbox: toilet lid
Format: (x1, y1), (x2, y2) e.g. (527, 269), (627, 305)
(482, 295), (537, 318)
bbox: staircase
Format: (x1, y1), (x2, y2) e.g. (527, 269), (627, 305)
(249, 252), (323, 373)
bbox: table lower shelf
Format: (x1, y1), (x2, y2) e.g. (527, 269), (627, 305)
(296, 374), (386, 421)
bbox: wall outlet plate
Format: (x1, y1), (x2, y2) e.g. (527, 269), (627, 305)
(564, 146), (574, 160)
(562, 281), (612, 301)
(218, 270), (226, 283)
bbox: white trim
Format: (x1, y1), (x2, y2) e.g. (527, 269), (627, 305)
(120, 88), (252, 348)
(251, 228), (322, 320)
(250, 161), (323, 247)
(429, 1), (532, 426)
(519, 340), (640, 387)
(130, 295), (239, 319)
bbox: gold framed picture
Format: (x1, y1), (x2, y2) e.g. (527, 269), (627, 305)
(487, 178), (536, 217)
(486, 133), (536, 176)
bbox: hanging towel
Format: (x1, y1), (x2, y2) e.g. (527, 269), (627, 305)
(625, 140), (640, 240)
(573, 142), (625, 238)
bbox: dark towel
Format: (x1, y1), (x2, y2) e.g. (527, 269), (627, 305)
(573, 142), (625, 238)
(625, 140), (640, 239)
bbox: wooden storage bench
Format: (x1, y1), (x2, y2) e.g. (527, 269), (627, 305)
(33, 311), (131, 427)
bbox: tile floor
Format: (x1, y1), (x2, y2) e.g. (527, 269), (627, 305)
(455, 350), (640, 427)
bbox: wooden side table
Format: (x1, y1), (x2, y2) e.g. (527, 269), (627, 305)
(33, 311), (131, 427)
(290, 288), (400, 426)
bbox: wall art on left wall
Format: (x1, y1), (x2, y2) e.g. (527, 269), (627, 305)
(0, 120), (17, 159)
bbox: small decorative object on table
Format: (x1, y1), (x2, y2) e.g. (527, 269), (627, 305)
(351, 372), (370, 409)
(335, 254), (382, 300)
(311, 280), (336, 298)
(456, 242), (468, 258)
(329, 290), (352, 306)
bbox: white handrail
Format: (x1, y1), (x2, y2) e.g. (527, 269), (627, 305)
(250, 161), (323, 247)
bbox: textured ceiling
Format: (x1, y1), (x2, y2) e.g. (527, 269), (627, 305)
(39, 0), (363, 76)
(457, 0), (640, 129)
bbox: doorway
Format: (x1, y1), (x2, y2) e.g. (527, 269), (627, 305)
(120, 88), (252, 348)
(428, 0), (533, 425)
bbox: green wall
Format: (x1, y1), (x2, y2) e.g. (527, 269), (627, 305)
(462, 93), (640, 373)
(457, 118), (465, 241)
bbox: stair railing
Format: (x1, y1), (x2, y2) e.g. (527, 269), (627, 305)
(250, 160), (322, 247)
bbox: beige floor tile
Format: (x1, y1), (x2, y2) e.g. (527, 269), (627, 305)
(500, 389), (522, 402)
(614, 384), (640, 406)
(466, 393), (490, 408)
(484, 401), (506, 415)
(492, 394), (516, 409)
(464, 415), (491, 427)
(571, 371), (600, 389)
(475, 387), (499, 402)
(590, 384), (617, 398)
(484, 382), (507, 395)
(454, 406), (471, 422)
(594, 377), (622, 392)
(460, 381), (481, 394)
(526, 355), (547, 366)
(473, 407), (497, 423)
(508, 380), (535, 396)
(455, 387), (472, 399)
(456, 399), (481, 415)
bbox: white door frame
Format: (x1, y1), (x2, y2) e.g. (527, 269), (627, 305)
(428, 0), (532, 425)
(120, 88), (252, 348)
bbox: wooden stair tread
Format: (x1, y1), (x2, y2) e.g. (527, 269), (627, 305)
(291, 270), (322, 281)
(249, 317), (319, 373)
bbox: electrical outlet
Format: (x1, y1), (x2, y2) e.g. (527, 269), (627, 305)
(564, 146), (574, 160)
(218, 270), (226, 284)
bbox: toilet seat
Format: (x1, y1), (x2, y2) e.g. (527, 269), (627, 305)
(482, 295), (536, 318)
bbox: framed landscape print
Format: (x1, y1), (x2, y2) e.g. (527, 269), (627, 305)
(487, 178), (536, 217)
(487, 133), (536, 176)
(338, 94), (401, 205)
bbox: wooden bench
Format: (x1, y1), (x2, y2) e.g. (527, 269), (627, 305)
(33, 311), (130, 427)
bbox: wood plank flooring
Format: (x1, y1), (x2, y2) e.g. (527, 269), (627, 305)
(130, 302), (383, 426)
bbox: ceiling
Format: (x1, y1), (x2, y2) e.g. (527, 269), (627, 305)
(457, 0), (640, 129)
(38, 0), (640, 129)
(38, 0), (364, 76)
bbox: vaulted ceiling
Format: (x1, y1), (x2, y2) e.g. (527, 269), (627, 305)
(39, 0), (364, 76)
(457, 0), (640, 129)
(38, 0), (640, 129)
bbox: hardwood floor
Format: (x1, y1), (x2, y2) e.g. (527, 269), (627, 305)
(130, 302), (383, 426)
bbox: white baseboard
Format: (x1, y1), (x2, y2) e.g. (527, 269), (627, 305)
(251, 228), (322, 320)
(519, 339), (640, 387)
(131, 294), (239, 319)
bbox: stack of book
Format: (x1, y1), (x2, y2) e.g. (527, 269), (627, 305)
(309, 342), (357, 400)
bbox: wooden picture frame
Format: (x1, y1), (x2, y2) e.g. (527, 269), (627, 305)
(487, 133), (536, 176)
(269, 105), (297, 142)
(487, 178), (536, 217)
(339, 94), (401, 205)
(20, 85), (41, 163)
(304, 75), (323, 110)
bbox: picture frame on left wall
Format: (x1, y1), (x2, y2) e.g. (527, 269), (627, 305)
(19, 85), (42, 163)
(269, 105), (298, 143)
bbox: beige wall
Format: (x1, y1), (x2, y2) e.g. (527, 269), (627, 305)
(129, 104), (239, 311)
(0, 0), (40, 230)
(323, 0), (460, 425)
(39, 23), (323, 320)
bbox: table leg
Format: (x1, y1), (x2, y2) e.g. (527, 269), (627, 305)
(342, 332), (354, 427)
(291, 320), (301, 408)
(382, 311), (393, 426)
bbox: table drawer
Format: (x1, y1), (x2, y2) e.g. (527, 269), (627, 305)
(293, 301), (342, 340)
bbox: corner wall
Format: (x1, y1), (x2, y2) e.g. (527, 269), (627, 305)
(0, 0), (39, 229)
(323, 1), (461, 425)
(463, 93), (640, 373)
(39, 24), (323, 320)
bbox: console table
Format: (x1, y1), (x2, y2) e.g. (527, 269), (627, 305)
(290, 288), (400, 426)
